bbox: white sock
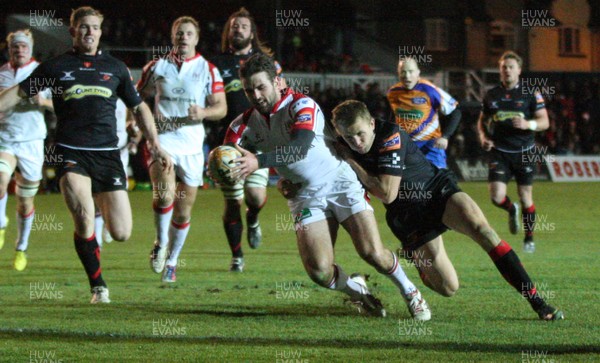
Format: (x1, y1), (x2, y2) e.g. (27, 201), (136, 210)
(15, 209), (34, 251)
(153, 203), (173, 248)
(0, 193), (7, 228)
(165, 220), (190, 266)
(385, 252), (417, 297)
(94, 212), (104, 248)
(327, 264), (365, 298)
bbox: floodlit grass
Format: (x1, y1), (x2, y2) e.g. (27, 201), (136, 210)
(0, 182), (598, 362)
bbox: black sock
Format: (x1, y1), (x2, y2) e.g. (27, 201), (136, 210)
(488, 240), (545, 310)
(492, 196), (513, 212)
(223, 219), (243, 258)
(523, 204), (536, 241)
(74, 233), (105, 289)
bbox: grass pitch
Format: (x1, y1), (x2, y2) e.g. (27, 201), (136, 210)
(0, 182), (598, 362)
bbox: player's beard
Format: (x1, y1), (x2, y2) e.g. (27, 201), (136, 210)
(231, 34), (252, 51)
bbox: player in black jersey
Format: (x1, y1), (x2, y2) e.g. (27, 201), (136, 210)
(325, 100), (562, 321)
(477, 51), (549, 253)
(0, 7), (172, 303)
(208, 8), (283, 272)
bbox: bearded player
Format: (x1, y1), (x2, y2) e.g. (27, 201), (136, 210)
(209, 7), (283, 272)
(228, 53), (431, 320)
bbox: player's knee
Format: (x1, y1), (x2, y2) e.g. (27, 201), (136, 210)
(109, 227), (131, 242)
(17, 202), (34, 216)
(439, 280), (459, 297)
(434, 280), (459, 297)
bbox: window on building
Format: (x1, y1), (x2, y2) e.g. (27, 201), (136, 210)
(489, 21), (516, 54)
(425, 19), (448, 51)
(559, 26), (583, 56)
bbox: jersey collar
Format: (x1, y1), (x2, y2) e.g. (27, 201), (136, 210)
(270, 88), (294, 114)
(10, 58), (36, 70)
(501, 82), (520, 91)
(169, 51), (202, 67)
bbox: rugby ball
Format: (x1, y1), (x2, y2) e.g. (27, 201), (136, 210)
(208, 145), (242, 185)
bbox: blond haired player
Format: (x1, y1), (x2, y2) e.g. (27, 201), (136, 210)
(0, 29), (53, 271)
(0, 7), (171, 303)
(138, 16), (226, 282)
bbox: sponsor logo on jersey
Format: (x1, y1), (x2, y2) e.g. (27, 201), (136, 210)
(64, 85), (112, 101)
(379, 133), (401, 152)
(83, 62), (92, 68)
(411, 97), (427, 105)
(60, 71), (76, 81)
(221, 69), (233, 78)
(379, 152), (402, 169)
(440, 184), (451, 196)
(99, 72), (113, 82)
(225, 79), (243, 93)
(297, 112), (312, 123)
(493, 111), (525, 122)
(172, 87), (185, 95)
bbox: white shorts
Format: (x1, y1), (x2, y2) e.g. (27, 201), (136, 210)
(288, 181), (373, 227)
(0, 139), (44, 181)
(164, 149), (205, 187)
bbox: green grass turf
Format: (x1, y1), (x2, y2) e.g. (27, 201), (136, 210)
(0, 182), (598, 362)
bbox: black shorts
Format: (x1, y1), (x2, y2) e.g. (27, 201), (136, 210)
(54, 145), (127, 193)
(487, 148), (534, 185)
(385, 168), (462, 251)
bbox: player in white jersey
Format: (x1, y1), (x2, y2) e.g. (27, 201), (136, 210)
(138, 16), (227, 283)
(228, 53), (430, 319)
(0, 30), (53, 271)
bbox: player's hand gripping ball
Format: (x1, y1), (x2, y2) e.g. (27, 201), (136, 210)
(208, 145), (242, 185)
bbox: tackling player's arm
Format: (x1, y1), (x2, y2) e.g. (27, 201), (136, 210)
(334, 138), (400, 204)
